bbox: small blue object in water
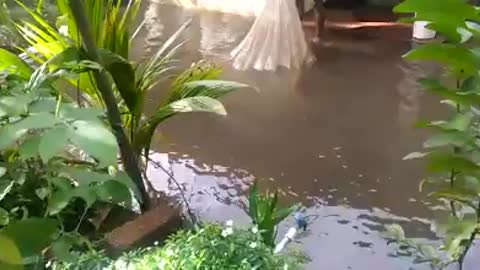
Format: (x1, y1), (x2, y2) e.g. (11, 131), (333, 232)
(294, 211), (307, 231)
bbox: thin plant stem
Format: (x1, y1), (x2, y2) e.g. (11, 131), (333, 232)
(143, 154), (197, 224)
(67, 0), (150, 209)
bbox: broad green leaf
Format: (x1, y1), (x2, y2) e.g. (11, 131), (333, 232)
(426, 153), (480, 173)
(429, 188), (478, 207)
(0, 180), (14, 202)
(59, 107), (105, 122)
(39, 125), (69, 163)
(0, 48), (32, 80)
(1, 218), (58, 259)
(95, 180), (132, 206)
(385, 224), (406, 241)
(167, 96), (227, 116)
(0, 96), (31, 118)
(0, 207), (9, 226)
(51, 234), (82, 263)
(47, 177), (72, 191)
(113, 172), (142, 203)
(394, 0), (480, 42)
(405, 44), (480, 76)
(423, 132), (472, 148)
(72, 186), (97, 207)
(70, 120), (118, 167)
(420, 79), (480, 106)
(48, 190), (71, 215)
(0, 112), (58, 149)
(34, 188), (49, 200)
(61, 167), (114, 186)
(18, 136), (41, 160)
(0, 233), (23, 268)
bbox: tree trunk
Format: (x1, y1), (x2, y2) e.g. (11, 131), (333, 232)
(67, 0), (151, 209)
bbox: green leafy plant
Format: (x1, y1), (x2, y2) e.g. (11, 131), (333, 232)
(248, 180), (299, 247)
(0, 56), (137, 267)
(385, 1), (480, 269)
(52, 223), (304, 270)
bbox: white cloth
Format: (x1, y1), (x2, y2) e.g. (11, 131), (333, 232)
(230, 0), (314, 71)
(169, 0), (315, 16)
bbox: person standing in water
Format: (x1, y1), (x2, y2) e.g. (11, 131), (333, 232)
(230, 0), (314, 71)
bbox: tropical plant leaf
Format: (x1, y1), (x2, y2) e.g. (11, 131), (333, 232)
(405, 44), (480, 76)
(0, 207), (9, 226)
(39, 125), (69, 163)
(0, 112), (58, 150)
(0, 95), (31, 118)
(1, 218), (58, 259)
(0, 180), (14, 202)
(69, 120), (118, 167)
(18, 136), (41, 160)
(98, 49), (138, 114)
(48, 190), (71, 215)
(426, 153), (480, 173)
(95, 180), (132, 206)
(423, 132), (472, 148)
(0, 233), (23, 268)
(0, 48), (32, 80)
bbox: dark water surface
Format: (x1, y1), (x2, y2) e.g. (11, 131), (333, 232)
(135, 2), (478, 269)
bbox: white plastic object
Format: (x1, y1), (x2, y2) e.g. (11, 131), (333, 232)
(413, 21), (436, 40)
(274, 227), (297, 254)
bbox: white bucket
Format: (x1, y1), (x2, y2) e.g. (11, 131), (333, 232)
(413, 21), (436, 40)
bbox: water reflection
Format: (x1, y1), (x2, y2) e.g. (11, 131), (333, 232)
(138, 2), (476, 269)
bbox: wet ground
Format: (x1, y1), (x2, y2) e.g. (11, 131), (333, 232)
(135, 2), (477, 270)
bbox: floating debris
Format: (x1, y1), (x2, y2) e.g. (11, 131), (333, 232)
(318, 154), (326, 159)
(358, 174), (364, 178)
(336, 155), (342, 158)
(313, 178), (319, 182)
(408, 198), (417, 202)
(288, 191), (299, 197)
(342, 164), (348, 169)
(333, 147), (342, 151)
(368, 189), (377, 193)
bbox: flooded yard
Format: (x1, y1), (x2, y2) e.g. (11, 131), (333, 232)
(135, 2), (477, 270)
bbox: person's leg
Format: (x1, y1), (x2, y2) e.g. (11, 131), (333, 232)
(313, 0), (326, 41)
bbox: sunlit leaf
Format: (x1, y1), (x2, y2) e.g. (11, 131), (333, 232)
(0, 96), (31, 118)
(70, 120), (118, 167)
(39, 125), (69, 163)
(0, 112), (58, 150)
(0, 207), (9, 226)
(0, 233), (23, 268)
(0, 48), (32, 80)
(0, 180), (14, 202)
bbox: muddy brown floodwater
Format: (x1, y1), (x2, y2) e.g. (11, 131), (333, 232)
(134, 2), (478, 270)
